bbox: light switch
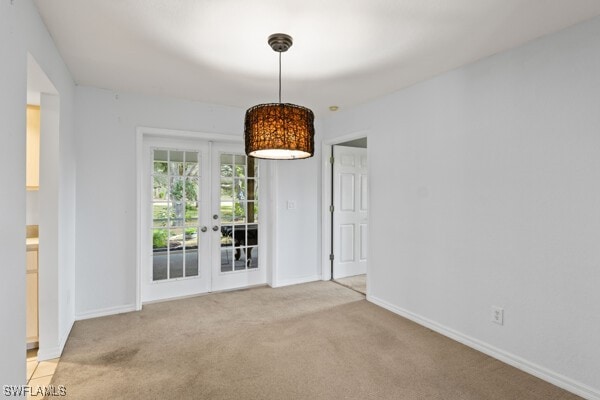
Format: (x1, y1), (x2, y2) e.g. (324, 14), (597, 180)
(287, 200), (296, 210)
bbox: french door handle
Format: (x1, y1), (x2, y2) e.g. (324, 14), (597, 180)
(200, 226), (208, 233)
(212, 225), (220, 232)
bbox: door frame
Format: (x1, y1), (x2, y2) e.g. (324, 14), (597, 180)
(135, 126), (276, 309)
(320, 131), (370, 288)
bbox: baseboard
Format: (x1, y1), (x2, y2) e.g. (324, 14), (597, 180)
(37, 317), (75, 361)
(141, 284), (270, 306)
(75, 304), (138, 321)
(37, 333), (66, 361)
(272, 274), (321, 288)
(368, 295), (600, 400)
(59, 316), (74, 352)
(37, 346), (61, 361)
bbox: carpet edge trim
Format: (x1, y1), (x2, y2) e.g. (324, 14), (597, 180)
(367, 295), (599, 400)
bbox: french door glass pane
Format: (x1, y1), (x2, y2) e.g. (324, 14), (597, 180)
(170, 151), (184, 175)
(251, 159), (258, 178)
(169, 228), (184, 279)
(153, 228), (168, 280)
(234, 154), (246, 167)
(185, 152), (199, 176)
(185, 251), (199, 276)
(186, 178), (199, 200)
(220, 248), (234, 272)
(221, 155), (233, 177)
(184, 228), (199, 277)
(152, 149), (200, 281)
(248, 202), (258, 223)
(185, 202), (199, 227)
(247, 246), (258, 269)
(220, 153), (259, 273)
(185, 177), (199, 226)
(234, 164), (246, 179)
(248, 224), (258, 246)
(153, 175), (168, 200)
(153, 150), (168, 174)
(234, 179), (246, 199)
(221, 178), (233, 196)
(153, 202), (168, 227)
(234, 201), (246, 223)
(233, 226), (244, 247)
(247, 179), (257, 201)
(219, 201), (231, 223)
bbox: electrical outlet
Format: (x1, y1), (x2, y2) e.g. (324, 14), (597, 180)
(287, 200), (296, 210)
(491, 306), (504, 325)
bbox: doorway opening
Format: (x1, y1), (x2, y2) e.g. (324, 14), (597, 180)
(321, 135), (369, 296)
(25, 53), (62, 375)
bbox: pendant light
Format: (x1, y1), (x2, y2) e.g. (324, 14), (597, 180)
(244, 33), (315, 160)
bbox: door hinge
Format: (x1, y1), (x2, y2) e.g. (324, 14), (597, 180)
(329, 156), (335, 164)
(329, 205), (334, 213)
(329, 254), (335, 261)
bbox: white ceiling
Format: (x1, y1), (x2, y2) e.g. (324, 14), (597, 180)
(34, 0), (600, 115)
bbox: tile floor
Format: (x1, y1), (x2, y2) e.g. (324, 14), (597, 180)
(26, 349), (60, 399)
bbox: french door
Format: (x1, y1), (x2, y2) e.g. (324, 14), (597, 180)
(141, 138), (265, 303)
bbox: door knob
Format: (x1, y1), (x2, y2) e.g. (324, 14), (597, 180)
(212, 225), (220, 232)
(200, 226), (208, 233)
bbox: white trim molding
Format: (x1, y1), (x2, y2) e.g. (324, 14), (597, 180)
(137, 126), (243, 142)
(368, 295), (600, 400)
(37, 347), (63, 362)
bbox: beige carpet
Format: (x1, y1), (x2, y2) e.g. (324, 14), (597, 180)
(335, 274), (367, 295)
(52, 282), (580, 399)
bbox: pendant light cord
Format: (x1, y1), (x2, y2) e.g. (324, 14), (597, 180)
(278, 51), (282, 104)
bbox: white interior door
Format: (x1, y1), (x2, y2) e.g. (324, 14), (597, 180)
(141, 139), (265, 303)
(333, 146), (368, 279)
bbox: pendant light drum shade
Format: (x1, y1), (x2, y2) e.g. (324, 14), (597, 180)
(244, 33), (315, 160)
(245, 102), (315, 160)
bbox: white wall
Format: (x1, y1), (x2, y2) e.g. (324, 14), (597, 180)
(323, 17), (600, 398)
(0, 0), (76, 388)
(26, 191), (39, 225)
(272, 124), (322, 287)
(0, 0), (28, 389)
(74, 87), (322, 315)
(26, 8), (77, 362)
